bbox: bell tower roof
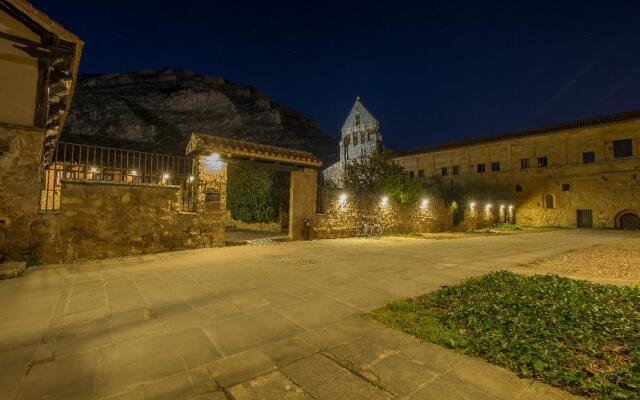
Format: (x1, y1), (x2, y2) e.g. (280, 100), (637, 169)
(341, 97), (379, 132)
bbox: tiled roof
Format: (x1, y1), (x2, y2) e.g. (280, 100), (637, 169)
(186, 133), (323, 168)
(396, 110), (640, 158)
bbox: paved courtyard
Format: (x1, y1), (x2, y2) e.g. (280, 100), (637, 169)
(1, 230), (629, 400)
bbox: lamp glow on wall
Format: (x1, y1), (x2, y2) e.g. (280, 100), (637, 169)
(338, 193), (348, 206)
(421, 198), (429, 208)
(204, 152), (224, 172)
(469, 201), (476, 209)
(380, 196), (389, 208)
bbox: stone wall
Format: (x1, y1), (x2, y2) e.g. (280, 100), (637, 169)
(289, 167), (318, 240)
(32, 176), (226, 263)
(313, 188), (451, 239)
(0, 124), (44, 260)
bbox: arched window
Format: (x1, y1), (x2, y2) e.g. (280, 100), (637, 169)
(353, 133), (358, 145)
(544, 193), (555, 209)
(355, 111), (361, 126)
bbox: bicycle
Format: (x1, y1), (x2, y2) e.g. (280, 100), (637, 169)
(353, 216), (384, 238)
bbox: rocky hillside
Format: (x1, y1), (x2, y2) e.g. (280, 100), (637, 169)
(61, 68), (338, 164)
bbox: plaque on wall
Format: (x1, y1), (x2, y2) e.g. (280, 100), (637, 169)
(205, 191), (220, 202)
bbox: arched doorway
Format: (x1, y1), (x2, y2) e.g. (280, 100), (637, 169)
(616, 210), (640, 230)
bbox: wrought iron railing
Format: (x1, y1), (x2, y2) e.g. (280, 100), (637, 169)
(41, 142), (196, 212)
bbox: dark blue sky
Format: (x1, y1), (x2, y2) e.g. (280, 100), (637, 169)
(33, 0), (640, 151)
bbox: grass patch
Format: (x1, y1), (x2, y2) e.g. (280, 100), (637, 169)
(372, 271), (640, 399)
(386, 232), (424, 238)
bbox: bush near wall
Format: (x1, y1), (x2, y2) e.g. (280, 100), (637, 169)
(226, 164), (289, 223)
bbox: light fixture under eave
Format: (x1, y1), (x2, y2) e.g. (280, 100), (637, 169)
(204, 152), (224, 172)
(485, 203), (492, 210)
(131, 170), (137, 176)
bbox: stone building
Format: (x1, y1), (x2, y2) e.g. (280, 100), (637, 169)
(393, 112), (640, 229)
(322, 97), (383, 185)
(0, 0), (83, 259)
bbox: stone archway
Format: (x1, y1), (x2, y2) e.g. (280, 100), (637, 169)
(615, 210), (640, 230)
(186, 133), (322, 242)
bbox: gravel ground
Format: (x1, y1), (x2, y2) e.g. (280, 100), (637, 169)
(530, 235), (640, 282)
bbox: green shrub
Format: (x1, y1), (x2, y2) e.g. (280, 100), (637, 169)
(226, 164), (289, 223)
(373, 271), (640, 399)
(24, 252), (43, 267)
(376, 174), (425, 204)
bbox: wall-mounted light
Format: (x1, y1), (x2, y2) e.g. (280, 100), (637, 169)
(204, 152), (224, 172)
(131, 170), (137, 176)
(188, 176), (195, 182)
(90, 167), (97, 173)
(421, 198), (429, 208)
(381, 196), (389, 207)
(485, 203), (492, 211)
(500, 204), (505, 209)
(163, 173), (170, 180)
(469, 201), (476, 209)
(508, 205), (514, 210)
(338, 193), (348, 205)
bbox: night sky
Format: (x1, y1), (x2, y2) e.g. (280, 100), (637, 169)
(32, 0), (640, 152)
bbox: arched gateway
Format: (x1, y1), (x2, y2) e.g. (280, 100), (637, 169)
(615, 210), (640, 230)
(186, 133), (322, 241)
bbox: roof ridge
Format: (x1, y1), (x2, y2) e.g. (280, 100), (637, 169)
(396, 109), (640, 157)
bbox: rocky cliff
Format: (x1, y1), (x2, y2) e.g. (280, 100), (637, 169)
(61, 68), (338, 164)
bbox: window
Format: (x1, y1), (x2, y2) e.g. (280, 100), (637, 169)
(441, 167), (448, 176)
(418, 169), (424, 178)
(360, 132), (366, 143)
(520, 159), (530, 169)
(537, 156), (548, 167)
(453, 165), (460, 175)
(409, 171), (415, 179)
(477, 163), (485, 173)
(613, 139), (633, 158)
(582, 151), (595, 164)
(562, 183), (571, 192)
(491, 161), (500, 172)
(544, 193), (555, 209)
(355, 112), (361, 126)
(353, 133), (358, 145)
(515, 184), (523, 193)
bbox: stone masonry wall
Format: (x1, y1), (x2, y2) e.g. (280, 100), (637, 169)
(0, 125), (44, 260)
(32, 179), (226, 263)
(313, 188), (451, 239)
(394, 119), (640, 229)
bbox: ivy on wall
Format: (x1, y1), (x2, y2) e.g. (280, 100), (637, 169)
(226, 164), (289, 223)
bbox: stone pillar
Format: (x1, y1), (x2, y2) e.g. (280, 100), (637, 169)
(0, 125), (44, 260)
(289, 167), (318, 241)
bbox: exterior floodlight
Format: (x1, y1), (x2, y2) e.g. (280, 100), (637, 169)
(338, 193), (348, 204)
(205, 152), (224, 172)
(485, 203), (492, 210)
(90, 167), (97, 173)
(469, 202), (476, 208)
(509, 205), (514, 210)
(131, 170), (137, 176)
(381, 196), (389, 207)
(421, 198), (428, 208)
(188, 176), (195, 182)
(163, 173), (170, 180)
(500, 204), (505, 209)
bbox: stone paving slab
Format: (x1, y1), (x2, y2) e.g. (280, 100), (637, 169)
(0, 230), (619, 399)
